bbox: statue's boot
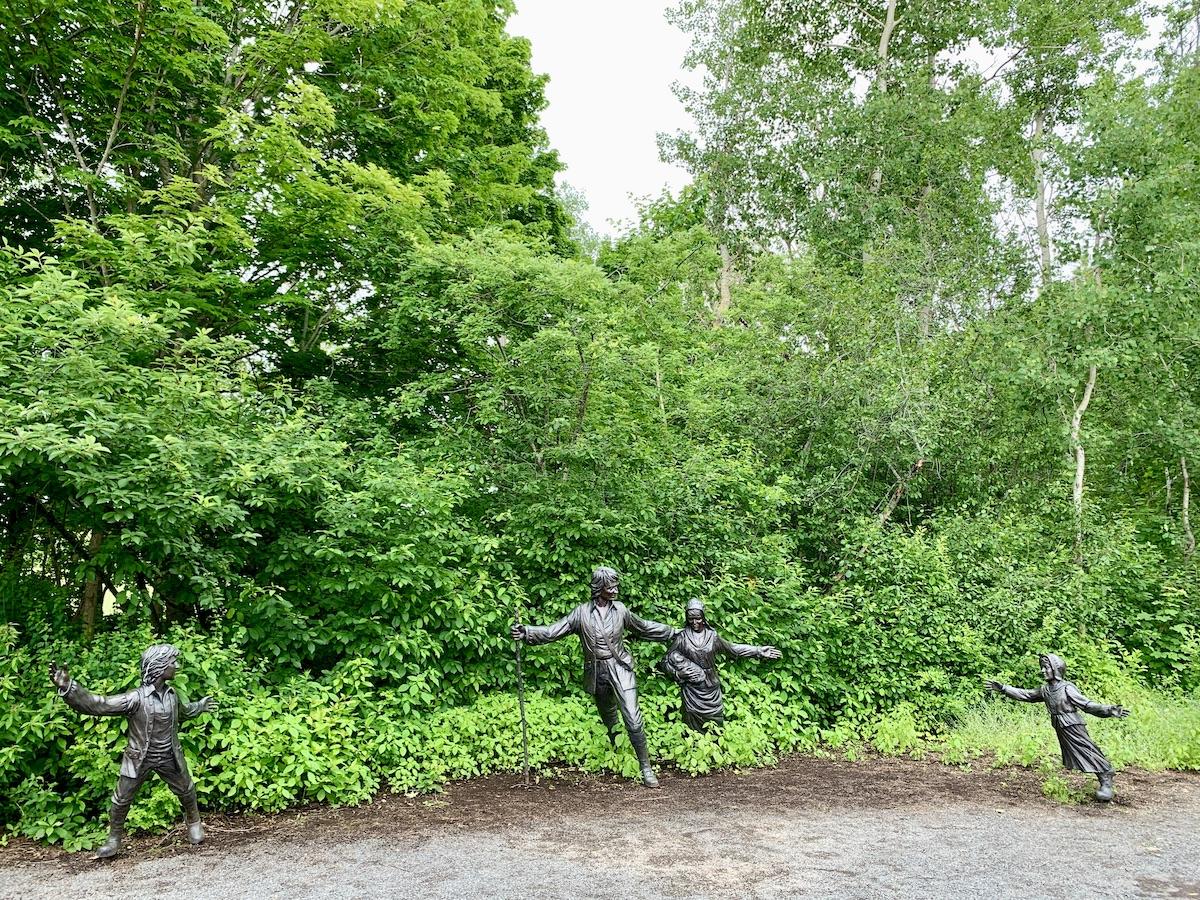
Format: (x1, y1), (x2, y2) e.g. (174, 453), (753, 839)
(1095, 771), (1115, 802)
(628, 729), (659, 788)
(94, 803), (127, 860)
(182, 790), (205, 844)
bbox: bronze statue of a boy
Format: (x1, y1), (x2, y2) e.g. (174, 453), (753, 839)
(988, 653), (1129, 801)
(657, 598), (781, 730)
(511, 566), (676, 787)
(50, 644), (218, 858)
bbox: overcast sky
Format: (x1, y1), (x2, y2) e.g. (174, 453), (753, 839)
(507, 1), (698, 237)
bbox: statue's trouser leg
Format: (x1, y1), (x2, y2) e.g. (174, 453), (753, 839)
(160, 764), (203, 843)
(592, 681), (622, 747)
(97, 772), (146, 858)
(611, 669), (657, 787)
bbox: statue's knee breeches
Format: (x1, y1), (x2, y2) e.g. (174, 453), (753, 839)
(110, 773), (147, 810)
(614, 685), (644, 733)
(159, 768), (195, 800)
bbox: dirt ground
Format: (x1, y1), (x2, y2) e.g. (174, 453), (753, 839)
(2, 755), (1198, 899)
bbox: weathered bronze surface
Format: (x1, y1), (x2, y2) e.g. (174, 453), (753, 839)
(988, 653), (1129, 801)
(657, 598), (780, 730)
(50, 644), (218, 858)
(511, 566), (675, 787)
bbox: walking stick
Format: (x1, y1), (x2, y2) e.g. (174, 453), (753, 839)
(514, 606), (531, 788)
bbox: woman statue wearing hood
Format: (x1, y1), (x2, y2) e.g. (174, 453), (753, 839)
(988, 653), (1129, 801)
(657, 598), (781, 730)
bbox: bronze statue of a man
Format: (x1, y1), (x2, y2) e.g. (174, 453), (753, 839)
(511, 566), (676, 787)
(657, 598), (781, 730)
(987, 653), (1129, 801)
(50, 644), (218, 858)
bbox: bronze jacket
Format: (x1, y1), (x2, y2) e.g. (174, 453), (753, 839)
(59, 680), (205, 777)
(523, 600), (676, 694)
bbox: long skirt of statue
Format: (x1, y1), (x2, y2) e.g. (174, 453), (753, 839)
(1055, 721), (1112, 774)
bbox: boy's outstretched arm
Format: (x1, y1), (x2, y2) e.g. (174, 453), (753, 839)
(49, 663), (138, 716)
(183, 695), (219, 719)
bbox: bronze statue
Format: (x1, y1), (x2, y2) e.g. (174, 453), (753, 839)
(987, 653), (1129, 801)
(50, 644), (218, 858)
(511, 566), (675, 787)
(657, 598), (781, 730)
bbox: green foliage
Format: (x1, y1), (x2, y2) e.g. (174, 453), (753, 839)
(939, 689), (1200, 773)
(2, 0), (1199, 850)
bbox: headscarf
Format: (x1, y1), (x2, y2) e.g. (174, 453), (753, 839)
(590, 566), (619, 603)
(685, 597), (709, 627)
(141, 644), (180, 686)
(1039, 653), (1066, 680)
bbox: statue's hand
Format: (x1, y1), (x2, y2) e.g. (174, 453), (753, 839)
(199, 696), (219, 715)
(510, 623), (527, 642)
(677, 660), (706, 684)
(1110, 705), (1130, 719)
(985, 680), (1004, 694)
(49, 663), (71, 692)
(760, 646), (781, 660)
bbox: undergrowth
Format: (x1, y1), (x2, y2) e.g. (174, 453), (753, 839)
(4, 621), (1197, 850)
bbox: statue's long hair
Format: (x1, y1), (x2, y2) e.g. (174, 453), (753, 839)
(140, 644), (180, 685)
(590, 566), (619, 602)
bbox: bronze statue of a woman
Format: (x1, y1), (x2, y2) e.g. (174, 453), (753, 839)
(657, 598), (780, 731)
(987, 653), (1129, 801)
(50, 644), (218, 858)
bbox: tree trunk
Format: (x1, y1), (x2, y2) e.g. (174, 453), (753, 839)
(878, 459), (925, 527)
(1182, 456), (1195, 555)
(868, 0), (899, 197)
(79, 528), (105, 639)
(715, 244), (734, 324)
(1071, 366), (1097, 566)
(1032, 108), (1053, 282)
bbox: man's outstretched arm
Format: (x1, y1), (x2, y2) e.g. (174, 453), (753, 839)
(513, 608), (577, 645)
(625, 611), (677, 642)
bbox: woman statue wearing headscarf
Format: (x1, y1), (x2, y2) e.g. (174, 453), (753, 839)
(987, 653), (1130, 801)
(657, 598), (781, 730)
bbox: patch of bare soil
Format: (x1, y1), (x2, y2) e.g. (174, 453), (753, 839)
(3, 753), (1196, 873)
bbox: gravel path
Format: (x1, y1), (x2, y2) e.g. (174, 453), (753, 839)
(3, 758), (1197, 899)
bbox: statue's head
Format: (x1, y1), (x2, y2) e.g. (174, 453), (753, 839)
(141, 644), (181, 686)
(1039, 653), (1066, 681)
(685, 598), (708, 632)
(590, 566), (619, 604)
